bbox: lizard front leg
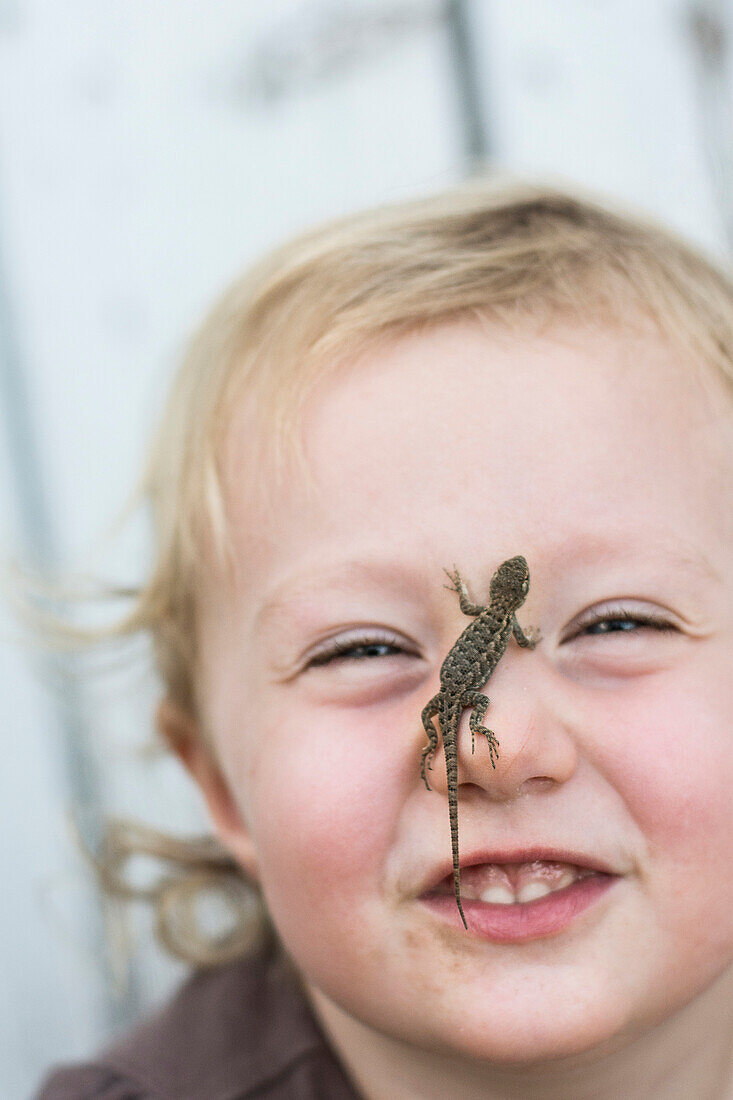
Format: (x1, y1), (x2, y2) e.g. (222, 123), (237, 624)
(443, 566), (486, 618)
(463, 690), (499, 767)
(512, 615), (540, 649)
(420, 695), (441, 791)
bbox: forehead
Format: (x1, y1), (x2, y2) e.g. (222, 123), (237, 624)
(218, 319), (732, 596)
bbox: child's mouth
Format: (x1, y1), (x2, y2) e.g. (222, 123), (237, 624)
(430, 859), (594, 903)
(422, 860), (618, 941)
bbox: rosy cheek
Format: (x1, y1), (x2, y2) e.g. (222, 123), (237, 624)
(245, 703), (408, 911)
(601, 672), (732, 865)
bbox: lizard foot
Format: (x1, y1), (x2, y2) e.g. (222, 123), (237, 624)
(442, 565), (463, 594)
(476, 728), (499, 768)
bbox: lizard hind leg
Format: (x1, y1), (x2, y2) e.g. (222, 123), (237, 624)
(420, 695), (441, 791)
(464, 690), (499, 768)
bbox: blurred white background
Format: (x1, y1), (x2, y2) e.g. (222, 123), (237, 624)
(1, 1), (731, 1095)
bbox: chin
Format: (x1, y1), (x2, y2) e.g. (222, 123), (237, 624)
(364, 975), (643, 1070)
(417, 1006), (635, 1069)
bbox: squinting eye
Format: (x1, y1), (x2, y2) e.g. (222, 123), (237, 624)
(586, 617), (650, 634)
(306, 635), (406, 668)
(575, 610), (675, 638)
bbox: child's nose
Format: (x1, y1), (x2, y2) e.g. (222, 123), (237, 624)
(428, 657), (578, 802)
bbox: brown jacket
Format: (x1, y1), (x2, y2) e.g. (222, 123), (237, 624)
(34, 951), (360, 1099)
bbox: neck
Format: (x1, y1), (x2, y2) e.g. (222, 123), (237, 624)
(306, 967), (733, 1100)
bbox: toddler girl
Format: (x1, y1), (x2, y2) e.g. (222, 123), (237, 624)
(36, 180), (733, 1098)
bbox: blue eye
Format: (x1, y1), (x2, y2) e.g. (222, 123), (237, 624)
(307, 635), (404, 668)
(586, 618), (641, 634)
(579, 610), (674, 636)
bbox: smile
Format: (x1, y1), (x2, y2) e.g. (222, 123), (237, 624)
(430, 859), (595, 904)
(421, 860), (619, 942)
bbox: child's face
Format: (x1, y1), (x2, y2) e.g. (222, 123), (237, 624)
(186, 318), (733, 1063)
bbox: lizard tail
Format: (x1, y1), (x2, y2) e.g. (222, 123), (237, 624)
(442, 702), (467, 930)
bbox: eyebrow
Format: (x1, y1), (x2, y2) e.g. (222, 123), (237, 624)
(552, 533), (722, 586)
(254, 559), (432, 632)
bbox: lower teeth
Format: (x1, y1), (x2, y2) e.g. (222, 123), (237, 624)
(517, 881), (554, 903)
(478, 871), (577, 905)
(480, 885), (515, 905)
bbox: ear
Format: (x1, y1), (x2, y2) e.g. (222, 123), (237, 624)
(155, 698), (260, 883)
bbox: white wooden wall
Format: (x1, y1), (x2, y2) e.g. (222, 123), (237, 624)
(1, 2), (730, 1095)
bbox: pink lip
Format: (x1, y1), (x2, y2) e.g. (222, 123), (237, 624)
(420, 873), (617, 943)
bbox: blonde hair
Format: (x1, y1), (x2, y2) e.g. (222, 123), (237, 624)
(20, 177), (733, 968)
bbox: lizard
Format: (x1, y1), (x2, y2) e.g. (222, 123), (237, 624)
(421, 555), (538, 929)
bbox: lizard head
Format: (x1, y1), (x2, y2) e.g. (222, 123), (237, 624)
(489, 555), (531, 608)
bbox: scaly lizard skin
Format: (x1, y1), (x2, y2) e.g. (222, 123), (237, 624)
(421, 556), (538, 929)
